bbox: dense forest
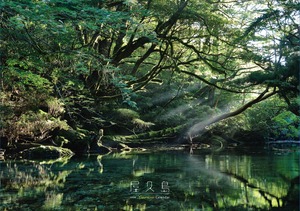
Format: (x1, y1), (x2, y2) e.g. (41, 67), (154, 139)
(0, 0), (299, 157)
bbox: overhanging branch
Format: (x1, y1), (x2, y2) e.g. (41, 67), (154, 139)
(188, 88), (279, 138)
(181, 70), (253, 94)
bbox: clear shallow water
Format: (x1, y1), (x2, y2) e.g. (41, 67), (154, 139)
(0, 150), (299, 210)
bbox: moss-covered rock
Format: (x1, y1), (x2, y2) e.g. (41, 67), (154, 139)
(18, 145), (74, 159)
(59, 128), (90, 153)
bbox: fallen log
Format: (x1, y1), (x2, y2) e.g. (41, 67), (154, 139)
(103, 125), (186, 145)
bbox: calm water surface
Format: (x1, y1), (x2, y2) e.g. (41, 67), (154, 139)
(0, 150), (299, 210)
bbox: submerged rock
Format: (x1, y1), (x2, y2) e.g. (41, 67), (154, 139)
(18, 145), (74, 159)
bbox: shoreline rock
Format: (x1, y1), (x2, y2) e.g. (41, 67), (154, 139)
(17, 145), (74, 159)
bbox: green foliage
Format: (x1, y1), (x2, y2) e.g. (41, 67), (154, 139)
(271, 111), (300, 140)
(248, 71), (273, 84)
(244, 97), (300, 141)
(114, 108), (154, 132)
(131, 118), (155, 131)
(117, 108), (140, 120)
(4, 68), (51, 92)
(212, 114), (249, 137)
(245, 97), (282, 131)
(14, 110), (69, 142)
(0, 0), (299, 147)
(46, 98), (65, 117)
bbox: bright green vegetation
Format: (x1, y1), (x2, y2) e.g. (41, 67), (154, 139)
(0, 0), (299, 154)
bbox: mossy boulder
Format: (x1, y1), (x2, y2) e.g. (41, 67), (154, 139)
(59, 128), (91, 153)
(18, 145), (74, 159)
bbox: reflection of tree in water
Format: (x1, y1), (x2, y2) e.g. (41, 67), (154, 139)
(97, 155), (103, 174)
(2, 161), (71, 189)
(0, 160), (73, 210)
(0, 153), (298, 210)
(221, 172), (299, 210)
(282, 175), (300, 209)
(169, 171), (299, 210)
(143, 153), (299, 210)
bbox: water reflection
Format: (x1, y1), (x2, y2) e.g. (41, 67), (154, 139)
(0, 151), (299, 210)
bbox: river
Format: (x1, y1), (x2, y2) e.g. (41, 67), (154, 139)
(0, 150), (299, 210)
